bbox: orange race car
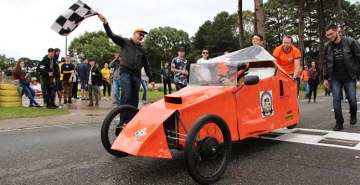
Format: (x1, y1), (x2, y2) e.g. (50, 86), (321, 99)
(101, 46), (300, 184)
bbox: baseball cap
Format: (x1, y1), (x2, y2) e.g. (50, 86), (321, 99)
(178, 47), (185, 52)
(133, 28), (148, 34)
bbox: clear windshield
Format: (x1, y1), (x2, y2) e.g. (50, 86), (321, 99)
(189, 62), (238, 86)
(189, 46), (275, 86)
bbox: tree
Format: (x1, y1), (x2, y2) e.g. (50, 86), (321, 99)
(68, 31), (118, 68)
(318, 0), (325, 72)
(192, 21), (212, 52)
(237, 0), (245, 48)
(143, 26), (191, 81)
(193, 12), (239, 57)
(0, 54), (16, 71)
(242, 10), (256, 47)
(18, 57), (38, 69)
(298, 0), (305, 66)
(254, 0), (266, 46)
(337, 0), (345, 35)
(264, 0), (298, 51)
(342, 1), (360, 39)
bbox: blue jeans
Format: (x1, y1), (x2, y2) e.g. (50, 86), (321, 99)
(113, 79), (121, 106)
(303, 81), (310, 97)
(22, 84), (38, 106)
(120, 73), (141, 108)
(330, 79), (357, 124)
(141, 80), (148, 101)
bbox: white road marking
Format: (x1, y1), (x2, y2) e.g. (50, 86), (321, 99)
(261, 128), (360, 150)
(301, 99), (325, 102)
(331, 109), (360, 113)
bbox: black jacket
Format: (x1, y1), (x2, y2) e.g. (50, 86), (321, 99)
(161, 66), (172, 80)
(86, 66), (102, 86)
(323, 36), (360, 80)
(38, 55), (60, 79)
(103, 23), (154, 82)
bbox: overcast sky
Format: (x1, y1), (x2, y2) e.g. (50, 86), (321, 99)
(0, 0), (248, 60)
(0, 0), (357, 60)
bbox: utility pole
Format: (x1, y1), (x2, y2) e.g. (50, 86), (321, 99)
(65, 36), (68, 55)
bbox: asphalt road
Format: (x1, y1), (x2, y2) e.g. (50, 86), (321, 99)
(1, 94), (360, 185)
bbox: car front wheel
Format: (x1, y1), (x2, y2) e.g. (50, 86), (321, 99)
(184, 114), (232, 184)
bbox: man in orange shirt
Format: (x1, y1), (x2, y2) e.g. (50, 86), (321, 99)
(301, 65), (310, 98)
(273, 35), (302, 95)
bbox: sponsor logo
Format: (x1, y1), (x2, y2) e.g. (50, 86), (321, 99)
(135, 128), (147, 139)
(260, 91), (274, 117)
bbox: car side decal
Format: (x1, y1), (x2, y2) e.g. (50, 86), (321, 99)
(260, 91), (274, 117)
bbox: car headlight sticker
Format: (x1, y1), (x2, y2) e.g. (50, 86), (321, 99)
(135, 128), (147, 139)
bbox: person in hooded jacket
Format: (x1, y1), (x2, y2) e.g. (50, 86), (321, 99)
(38, 48), (60, 109)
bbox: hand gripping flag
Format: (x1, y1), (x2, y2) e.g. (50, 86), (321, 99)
(51, 0), (98, 36)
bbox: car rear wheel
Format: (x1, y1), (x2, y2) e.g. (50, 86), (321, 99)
(184, 114), (232, 184)
(101, 105), (139, 157)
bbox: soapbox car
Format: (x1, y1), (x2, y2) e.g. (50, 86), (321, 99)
(100, 46), (299, 184)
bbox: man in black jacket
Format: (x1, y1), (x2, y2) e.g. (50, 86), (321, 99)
(323, 23), (360, 131)
(161, 61), (172, 95)
(98, 14), (155, 108)
(38, 48), (60, 109)
(86, 59), (102, 107)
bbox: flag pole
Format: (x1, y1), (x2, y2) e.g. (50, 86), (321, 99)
(65, 36), (68, 55)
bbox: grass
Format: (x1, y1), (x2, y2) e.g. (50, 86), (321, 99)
(0, 107), (69, 119)
(141, 88), (167, 102)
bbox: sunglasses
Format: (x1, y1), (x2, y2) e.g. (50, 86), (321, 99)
(139, 33), (145, 37)
(202, 52), (208, 54)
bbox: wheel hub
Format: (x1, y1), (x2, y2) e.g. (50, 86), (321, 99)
(200, 137), (219, 159)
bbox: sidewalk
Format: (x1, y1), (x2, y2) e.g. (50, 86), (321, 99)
(0, 97), (121, 131)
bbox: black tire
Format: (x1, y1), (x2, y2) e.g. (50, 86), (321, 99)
(184, 114), (232, 184)
(101, 105), (139, 157)
(287, 123), (297, 129)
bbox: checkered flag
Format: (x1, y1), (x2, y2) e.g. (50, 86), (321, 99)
(51, 0), (98, 36)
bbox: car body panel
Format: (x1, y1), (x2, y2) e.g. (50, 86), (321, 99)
(111, 46), (300, 159)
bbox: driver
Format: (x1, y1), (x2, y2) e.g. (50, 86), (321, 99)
(220, 63), (250, 86)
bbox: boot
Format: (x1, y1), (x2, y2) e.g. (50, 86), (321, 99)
(333, 124), (343, 131)
(350, 114), (357, 125)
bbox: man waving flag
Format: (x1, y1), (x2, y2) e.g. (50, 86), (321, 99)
(51, 0), (98, 36)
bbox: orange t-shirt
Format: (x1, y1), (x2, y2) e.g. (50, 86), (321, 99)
(272, 45), (301, 75)
(301, 70), (309, 81)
